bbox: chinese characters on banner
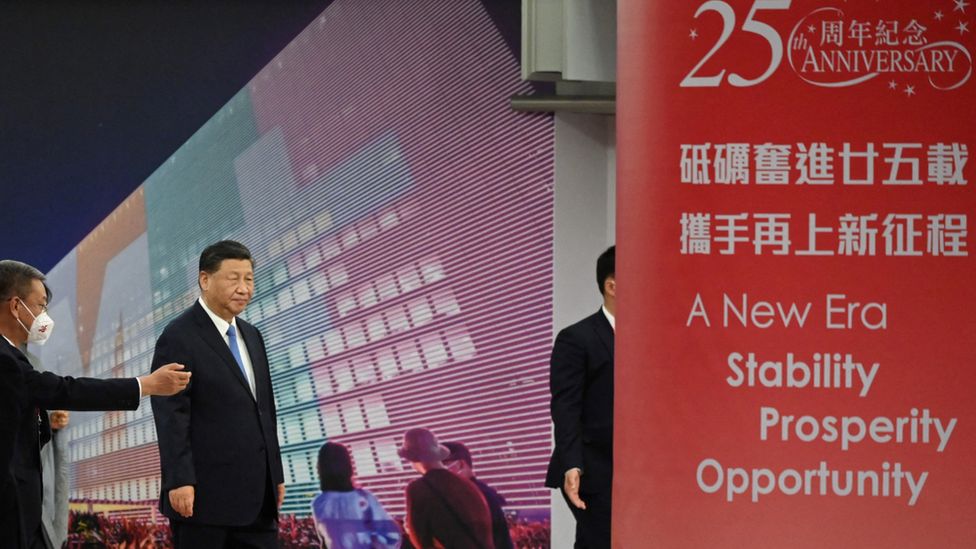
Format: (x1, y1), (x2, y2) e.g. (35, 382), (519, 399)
(617, 1), (974, 547)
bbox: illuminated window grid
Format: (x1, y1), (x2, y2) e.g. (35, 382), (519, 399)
(244, 265), (343, 325)
(267, 209), (335, 260)
(87, 354), (152, 382)
(261, 200), (410, 300)
(304, 323), (475, 402)
(247, 202), (416, 329)
(314, 393), (390, 439)
(67, 407), (157, 460)
(335, 256), (446, 318)
(151, 291), (197, 327)
(84, 311), (157, 374)
(85, 335), (157, 380)
(65, 406), (162, 504)
(267, 269), (467, 389)
(367, 344), (548, 416)
(69, 442), (161, 502)
(268, 201), (407, 268)
(384, 385), (549, 438)
(272, 307), (478, 452)
(278, 388), (394, 445)
(278, 404), (328, 446)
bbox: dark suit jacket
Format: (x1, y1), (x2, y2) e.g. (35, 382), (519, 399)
(0, 338), (140, 549)
(150, 302), (284, 527)
(545, 310), (614, 495)
(1, 345), (27, 548)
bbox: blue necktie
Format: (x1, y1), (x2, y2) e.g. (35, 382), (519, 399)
(226, 324), (249, 384)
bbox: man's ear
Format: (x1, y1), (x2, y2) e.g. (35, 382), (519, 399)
(604, 275), (616, 297)
(198, 271), (209, 292)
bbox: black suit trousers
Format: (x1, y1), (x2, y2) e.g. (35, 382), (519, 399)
(172, 470), (277, 549)
(561, 486), (611, 549)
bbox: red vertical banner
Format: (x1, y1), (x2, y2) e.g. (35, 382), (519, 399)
(617, 1), (975, 547)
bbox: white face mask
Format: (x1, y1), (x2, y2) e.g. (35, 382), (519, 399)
(17, 299), (55, 345)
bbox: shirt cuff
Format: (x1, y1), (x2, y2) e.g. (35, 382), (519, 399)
(136, 377), (144, 399)
(565, 467), (582, 477)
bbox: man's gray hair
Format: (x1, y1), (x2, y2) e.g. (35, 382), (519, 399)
(0, 260), (46, 301)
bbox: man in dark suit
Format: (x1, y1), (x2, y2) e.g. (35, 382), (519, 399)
(0, 259), (192, 549)
(151, 240), (285, 548)
(546, 246), (615, 549)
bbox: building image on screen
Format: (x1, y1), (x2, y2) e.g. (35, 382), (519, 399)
(35, 0), (555, 545)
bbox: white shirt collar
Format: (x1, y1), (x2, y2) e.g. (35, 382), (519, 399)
(2, 335), (16, 348)
(198, 297), (236, 335)
(602, 305), (615, 331)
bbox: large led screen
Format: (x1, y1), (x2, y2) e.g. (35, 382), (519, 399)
(35, 0), (554, 544)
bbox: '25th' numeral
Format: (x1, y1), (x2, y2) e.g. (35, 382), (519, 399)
(681, 0), (792, 87)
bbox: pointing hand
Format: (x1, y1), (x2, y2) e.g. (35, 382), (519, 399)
(140, 364), (191, 396)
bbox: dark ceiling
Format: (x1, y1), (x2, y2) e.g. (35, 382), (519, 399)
(0, 1), (335, 271)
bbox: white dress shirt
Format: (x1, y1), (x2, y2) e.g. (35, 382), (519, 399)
(198, 297), (256, 396)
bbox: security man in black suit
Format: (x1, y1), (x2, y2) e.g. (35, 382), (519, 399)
(546, 246), (615, 549)
(151, 241), (285, 548)
(0, 260), (191, 548)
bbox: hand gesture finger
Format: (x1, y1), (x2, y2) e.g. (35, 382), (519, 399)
(151, 363), (191, 396)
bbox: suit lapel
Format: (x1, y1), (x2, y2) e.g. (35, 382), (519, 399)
(591, 309), (614, 360)
(191, 303), (254, 399)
